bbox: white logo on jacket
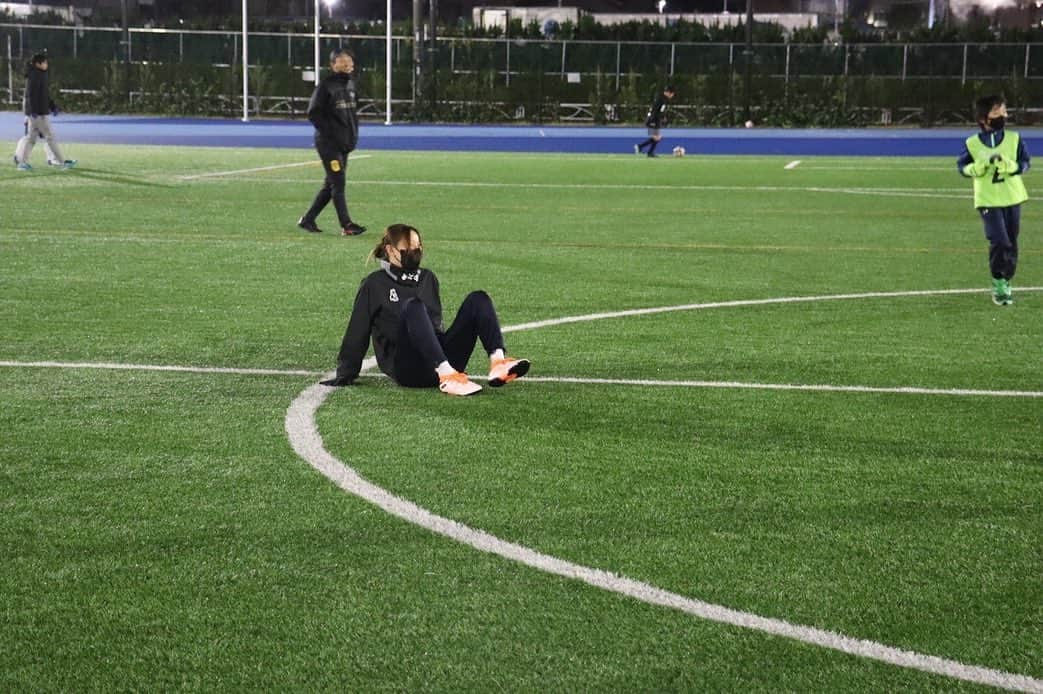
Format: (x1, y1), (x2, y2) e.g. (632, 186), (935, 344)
(389, 289), (399, 302)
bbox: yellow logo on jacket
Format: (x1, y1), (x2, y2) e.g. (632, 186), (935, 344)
(330, 160), (341, 173)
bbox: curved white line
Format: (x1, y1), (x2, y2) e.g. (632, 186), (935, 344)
(286, 288), (1043, 692)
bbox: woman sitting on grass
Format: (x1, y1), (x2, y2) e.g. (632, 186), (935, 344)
(321, 223), (530, 396)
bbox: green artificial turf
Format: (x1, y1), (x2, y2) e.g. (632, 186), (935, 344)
(1, 145), (1040, 691)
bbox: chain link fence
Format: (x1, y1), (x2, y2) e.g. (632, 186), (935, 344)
(4, 23), (1043, 125)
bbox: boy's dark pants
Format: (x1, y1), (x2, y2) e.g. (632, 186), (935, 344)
(979, 204), (1020, 280)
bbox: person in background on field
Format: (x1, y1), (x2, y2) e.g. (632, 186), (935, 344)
(12, 51), (76, 171)
(321, 224), (530, 396)
(634, 85), (675, 158)
(297, 48), (367, 237)
(957, 95), (1030, 306)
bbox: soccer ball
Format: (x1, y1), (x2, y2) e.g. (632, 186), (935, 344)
(672, 146), (686, 157)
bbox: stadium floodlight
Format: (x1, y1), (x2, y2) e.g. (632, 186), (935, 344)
(324, 0), (337, 18)
(657, 0), (666, 13)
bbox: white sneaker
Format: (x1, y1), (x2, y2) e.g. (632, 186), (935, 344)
(439, 371), (482, 396)
(488, 358), (530, 387)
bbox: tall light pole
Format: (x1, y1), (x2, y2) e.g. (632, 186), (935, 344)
(386, 0), (392, 124)
(314, 0), (321, 86)
(241, 0), (249, 121)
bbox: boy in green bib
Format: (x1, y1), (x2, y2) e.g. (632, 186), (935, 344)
(957, 95), (1030, 305)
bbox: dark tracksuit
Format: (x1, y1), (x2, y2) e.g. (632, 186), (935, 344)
(302, 71), (360, 228)
(23, 63), (55, 117)
(957, 129), (1030, 280)
(14, 63), (65, 165)
(636, 91), (670, 156)
(333, 264), (505, 387)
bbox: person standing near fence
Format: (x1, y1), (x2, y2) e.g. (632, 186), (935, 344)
(634, 85), (675, 158)
(957, 95), (1030, 306)
(297, 48), (367, 237)
(12, 51), (76, 171)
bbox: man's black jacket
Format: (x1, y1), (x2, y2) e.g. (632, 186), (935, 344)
(335, 265), (444, 382)
(307, 71), (359, 153)
(23, 64), (54, 117)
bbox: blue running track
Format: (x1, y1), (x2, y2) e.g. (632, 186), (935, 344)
(4, 111), (1040, 156)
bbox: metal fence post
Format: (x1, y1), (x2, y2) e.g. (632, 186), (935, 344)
(450, 41), (455, 72)
(7, 35), (12, 105)
(785, 42), (790, 85)
(505, 38), (510, 86)
(615, 41), (620, 91)
(1025, 43), (1030, 78)
(670, 42), (675, 76)
(181, 31), (185, 62)
(961, 43), (967, 85)
(73, 27), (77, 59)
(561, 41), (566, 76)
(843, 43), (849, 76)
(902, 43), (907, 81)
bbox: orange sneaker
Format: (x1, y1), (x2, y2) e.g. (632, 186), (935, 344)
(488, 357), (530, 387)
(438, 371), (482, 396)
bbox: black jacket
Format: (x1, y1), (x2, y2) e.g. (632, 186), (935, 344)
(645, 92), (669, 129)
(335, 265), (444, 381)
(23, 64), (55, 117)
(307, 71), (359, 153)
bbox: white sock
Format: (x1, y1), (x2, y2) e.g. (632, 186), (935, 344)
(436, 361), (456, 378)
(490, 349), (505, 362)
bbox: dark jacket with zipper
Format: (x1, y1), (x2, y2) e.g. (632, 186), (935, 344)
(307, 71), (359, 153)
(23, 64), (54, 117)
(335, 265), (444, 382)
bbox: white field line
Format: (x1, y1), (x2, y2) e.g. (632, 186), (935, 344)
(2, 363), (1039, 400)
(798, 165), (949, 171)
(507, 376), (1043, 398)
(190, 177), (970, 200)
(285, 288), (1043, 693)
(502, 286), (1043, 333)
(784, 160), (802, 169)
(0, 360), (316, 377)
(177, 155), (372, 180)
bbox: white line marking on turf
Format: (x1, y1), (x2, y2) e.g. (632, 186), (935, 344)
(285, 287), (1043, 693)
(489, 376), (1043, 398)
(226, 178), (964, 200)
(0, 360), (316, 377)
(784, 160), (802, 169)
(502, 286), (1043, 332)
(178, 155), (372, 180)
(5, 362), (1039, 400)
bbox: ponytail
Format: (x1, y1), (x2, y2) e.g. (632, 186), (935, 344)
(369, 223), (421, 262)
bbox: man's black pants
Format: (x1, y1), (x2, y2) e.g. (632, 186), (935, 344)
(303, 140), (352, 228)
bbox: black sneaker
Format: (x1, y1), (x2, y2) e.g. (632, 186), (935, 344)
(341, 223), (367, 237)
(297, 217), (322, 233)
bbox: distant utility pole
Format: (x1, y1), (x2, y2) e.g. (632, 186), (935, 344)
(121, 0), (130, 103)
(413, 0), (422, 105)
(743, 0), (753, 122)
